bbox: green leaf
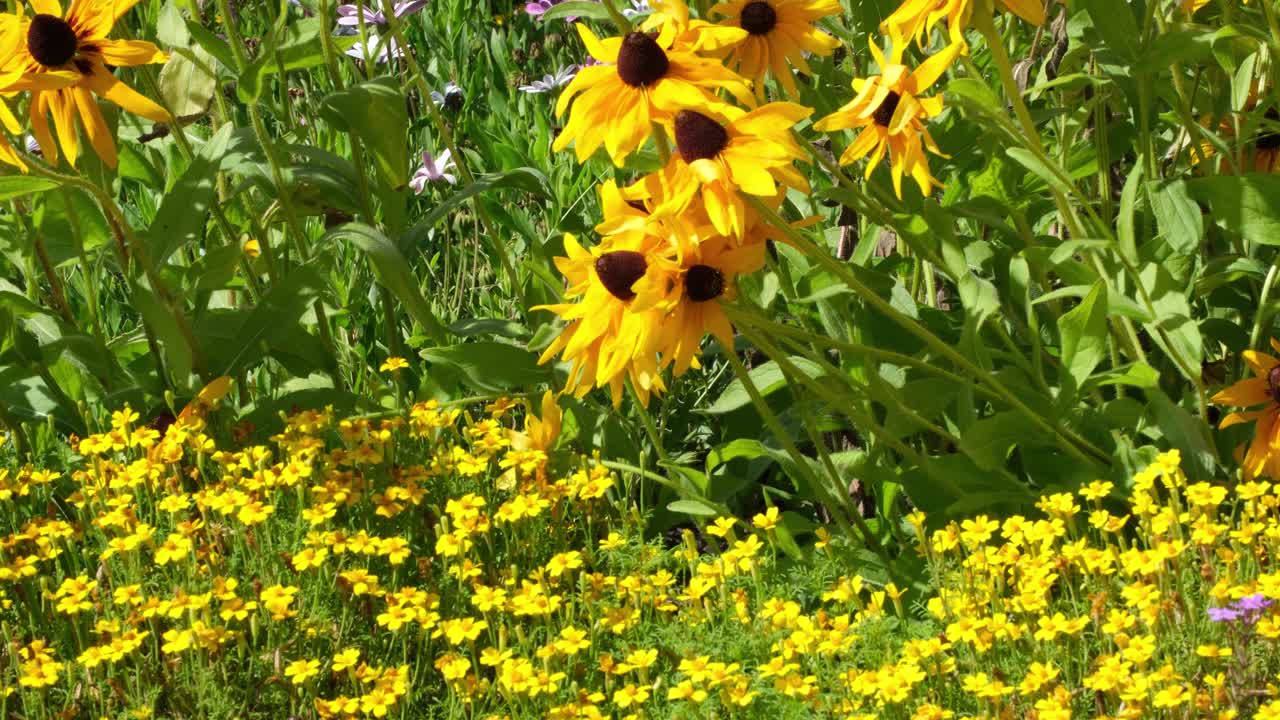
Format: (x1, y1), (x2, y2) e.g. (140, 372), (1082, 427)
(1006, 148), (1073, 196)
(1187, 174), (1280, 246)
(0, 176), (60, 202)
(1148, 179), (1204, 255)
(1116, 161), (1143, 264)
(186, 19), (236, 71)
(222, 265), (326, 375)
(420, 342), (551, 393)
(1149, 390), (1217, 479)
(704, 358), (823, 415)
(1058, 281), (1108, 390)
(130, 278), (193, 383)
(400, 168), (552, 249)
(158, 45), (217, 119)
(325, 223), (448, 343)
(237, 16), (356, 103)
(538, 1), (614, 21)
(146, 123), (234, 264)
(666, 499), (722, 518)
(319, 77), (409, 189)
(958, 411), (1026, 471)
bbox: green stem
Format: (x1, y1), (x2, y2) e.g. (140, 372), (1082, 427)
(1251, 263), (1279, 351)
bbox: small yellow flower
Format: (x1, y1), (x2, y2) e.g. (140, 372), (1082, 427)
(380, 356), (409, 373)
(284, 658), (320, 685)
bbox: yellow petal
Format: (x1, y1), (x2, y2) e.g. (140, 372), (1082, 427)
(72, 84), (116, 166)
(31, 0), (63, 16)
(97, 39), (168, 66)
(81, 63), (169, 122)
(1210, 377), (1271, 407)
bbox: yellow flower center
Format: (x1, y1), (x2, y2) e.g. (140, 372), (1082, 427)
(685, 264), (725, 302)
(27, 14), (78, 68)
(674, 111), (729, 163)
(740, 1), (778, 35)
(872, 90), (902, 128)
(616, 32), (669, 88)
(594, 250), (648, 301)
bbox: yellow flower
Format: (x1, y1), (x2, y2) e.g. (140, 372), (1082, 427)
(645, 101), (811, 239)
(534, 232), (676, 407)
(752, 506), (779, 530)
(160, 628), (193, 654)
(380, 356), (409, 373)
(883, 0), (1046, 49)
(0, 0), (170, 167)
(612, 683), (650, 709)
(814, 36), (962, 198)
(1211, 342), (1280, 479)
(285, 658), (321, 685)
(554, 19), (750, 165)
(709, 0), (841, 96)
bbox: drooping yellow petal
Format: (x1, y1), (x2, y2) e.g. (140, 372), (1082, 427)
(97, 39), (168, 67)
(50, 89), (80, 167)
(81, 62), (170, 122)
(1211, 377), (1271, 407)
(72, 84), (116, 167)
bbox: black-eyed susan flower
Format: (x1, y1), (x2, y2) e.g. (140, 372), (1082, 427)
(1196, 104), (1280, 174)
(637, 232), (765, 376)
(644, 101), (810, 238)
(0, 0), (170, 167)
(883, 0), (1045, 49)
(553, 21), (751, 165)
(813, 37), (962, 198)
(709, 0), (842, 96)
(1212, 341), (1280, 480)
(534, 233), (675, 407)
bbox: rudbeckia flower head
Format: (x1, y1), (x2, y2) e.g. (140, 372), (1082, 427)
(882, 0), (1046, 50)
(813, 36), (961, 198)
(708, 0), (842, 97)
(1212, 339), (1280, 480)
(552, 20), (751, 166)
(0, 0), (170, 167)
(644, 101), (810, 238)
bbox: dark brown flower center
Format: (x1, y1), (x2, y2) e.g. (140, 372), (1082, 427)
(740, 1), (777, 35)
(685, 264), (725, 302)
(872, 90), (902, 128)
(616, 32), (669, 88)
(594, 250), (648, 301)
(1268, 366), (1280, 405)
(1258, 108), (1280, 151)
(27, 14), (78, 67)
(674, 111), (729, 163)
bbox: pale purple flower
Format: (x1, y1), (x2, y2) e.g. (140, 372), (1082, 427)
(410, 149), (457, 192)
(1234, 594), (1274, 613)
(519, 65), (578, 94)
(1208, 606), (1243, 623)
(622, 0), (651, 18)
(24, 135), (41, 156)
(336, 0), (427, 26)
(345, 35), (405, 63)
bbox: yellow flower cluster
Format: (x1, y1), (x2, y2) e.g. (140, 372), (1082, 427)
(4, 387), (1280, 718)
(538, 0), (1046, 407)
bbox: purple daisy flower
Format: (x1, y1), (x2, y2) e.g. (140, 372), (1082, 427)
(336, 0), (428, 26)
(1207, 606), (1243, 623)
(344, 35), (405, 63)
(518, 64), (578, 94)
(1234, 594), (1274, 613)
(410, 149), (457, 192)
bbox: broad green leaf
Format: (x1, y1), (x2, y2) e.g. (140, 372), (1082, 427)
(186, 19), (236, 71)
(666, 499), (722, 518)
(420, 342), (551, 393)
(958, 411), (1027, 471)
(222, 265), (327, 375)
(1148, 179), (1204, 255)
(0, 176), (60, 201)
(1006, 148), (1074, 196)
(130, 278), (194, 383)
(237, 16), (357, 102)
(146, 123), (234, 264)
(159, 45), (217, 119)
(704, 357), (824, 415)
(1187, 174), (1280, 246)
(0, 366), (83, 433)
(1149, 390), (1217, 479)
(538, 1), (614, 20)
(319, 77), (409, 189)
(1058, 281), (1108, 390)
(326, 223), (448, 343)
